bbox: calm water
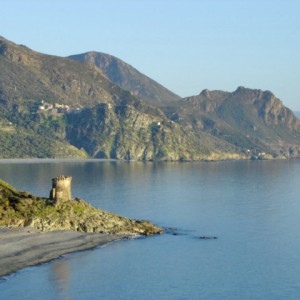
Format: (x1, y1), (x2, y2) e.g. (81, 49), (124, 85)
(1, 159), (300, 300)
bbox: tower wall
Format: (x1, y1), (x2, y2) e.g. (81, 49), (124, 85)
(50, 175), (72, 202)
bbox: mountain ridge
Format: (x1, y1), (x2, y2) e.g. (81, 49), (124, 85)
(166, 86), (300, 157)
(0, 35), (119, 107)
(0, 36), (238, 160)
(68, 51), (181, 105)
(0, 36), (300, 160)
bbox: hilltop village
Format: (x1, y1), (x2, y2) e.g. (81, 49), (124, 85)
(36, 100), (82, 115)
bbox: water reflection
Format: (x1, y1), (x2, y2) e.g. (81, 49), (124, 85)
(49, 259), (72, 300)
(1, 159), (300, 299)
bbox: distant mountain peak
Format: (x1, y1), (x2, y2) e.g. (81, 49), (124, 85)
(69, 51), (181, 105)
(199, 89), (210, 97)
(233, 86), (275, 99)
(0, 36), (125, 107)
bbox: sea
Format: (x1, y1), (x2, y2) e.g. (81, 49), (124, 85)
(0, 159), (300, 300)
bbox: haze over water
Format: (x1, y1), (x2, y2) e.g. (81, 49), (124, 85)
(1, 159), (300, 300)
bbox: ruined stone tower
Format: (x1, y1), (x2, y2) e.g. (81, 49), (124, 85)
(49, 175), (72, 202)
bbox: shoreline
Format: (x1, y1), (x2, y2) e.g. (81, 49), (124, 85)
(0, 227), (123, 278)
(0, 158), (117, 164)
(0, 156), (296, 165)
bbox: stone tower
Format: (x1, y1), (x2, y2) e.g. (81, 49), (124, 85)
(50, 175), (72, 202)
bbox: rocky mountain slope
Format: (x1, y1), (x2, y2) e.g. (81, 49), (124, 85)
(69, 51), (180, 105)
(0, 36), (240, 160)
(165, 87), (300, 158)
(65, 100), (241, 161)
(0, 36), (299, 160)
(0, 178), (163, 236)
(0, 36), (129, 108)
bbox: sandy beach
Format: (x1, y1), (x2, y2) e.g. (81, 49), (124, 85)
(0, 227), (121, 277)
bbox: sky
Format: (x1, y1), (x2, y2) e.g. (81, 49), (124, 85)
(1, 0), (300, 110)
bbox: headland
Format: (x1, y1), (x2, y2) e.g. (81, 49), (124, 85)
(0, 176), (163, 277)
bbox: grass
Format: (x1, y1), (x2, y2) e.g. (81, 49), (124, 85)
(0, 179), (18, 193)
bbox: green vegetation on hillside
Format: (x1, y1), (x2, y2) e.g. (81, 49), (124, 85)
(0, 105), (88, 158)
(0, 36), (300, 160)
(168, 87), (300, 158)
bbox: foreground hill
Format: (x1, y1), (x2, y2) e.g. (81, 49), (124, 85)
(69, 51), (181, 105)
(0, 178), (162, 235)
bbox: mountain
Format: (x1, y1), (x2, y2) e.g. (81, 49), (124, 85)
(0, 36), (239, 160)
(165, 87), (300, 157)
(0, 36), (299, 160)
(68, 52), (181, 105)
(64, 101), (242, 161)
(0, 35), (126, 158)
(0, 36), (127, 108)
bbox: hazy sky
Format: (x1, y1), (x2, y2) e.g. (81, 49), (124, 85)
(1, 0), (300, 110)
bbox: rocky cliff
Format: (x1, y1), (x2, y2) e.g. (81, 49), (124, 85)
(65, 101), (241, 161)
(166, 87), (300, 158)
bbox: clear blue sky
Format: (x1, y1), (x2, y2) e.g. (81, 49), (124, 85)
(1, 0), (300, 110)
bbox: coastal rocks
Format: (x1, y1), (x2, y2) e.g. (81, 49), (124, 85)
(12, 198), (163, 236)
(165, 227), (218, 240)
(198, 236), (218, 240)
(165, 227), (189, 236)
(0, 178), (163, 236)
(22, 199), (163, 236)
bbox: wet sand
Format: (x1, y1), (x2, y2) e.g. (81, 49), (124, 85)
(0, 227), (121, 277)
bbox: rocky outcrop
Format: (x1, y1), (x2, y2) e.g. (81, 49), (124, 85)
(21, 199), (163, 236)
(0, 178), (163, 236)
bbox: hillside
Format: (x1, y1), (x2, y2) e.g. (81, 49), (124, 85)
(0, 36), (241, 160)
(165, 87), (300, 158)
(69, 51), (181, 105)
(65, 101), (241, 161)
(0, 36), (128, 108)
(0, 36), (299, 160)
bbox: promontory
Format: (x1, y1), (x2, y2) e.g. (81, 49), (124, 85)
(0, 176), (163, 277)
